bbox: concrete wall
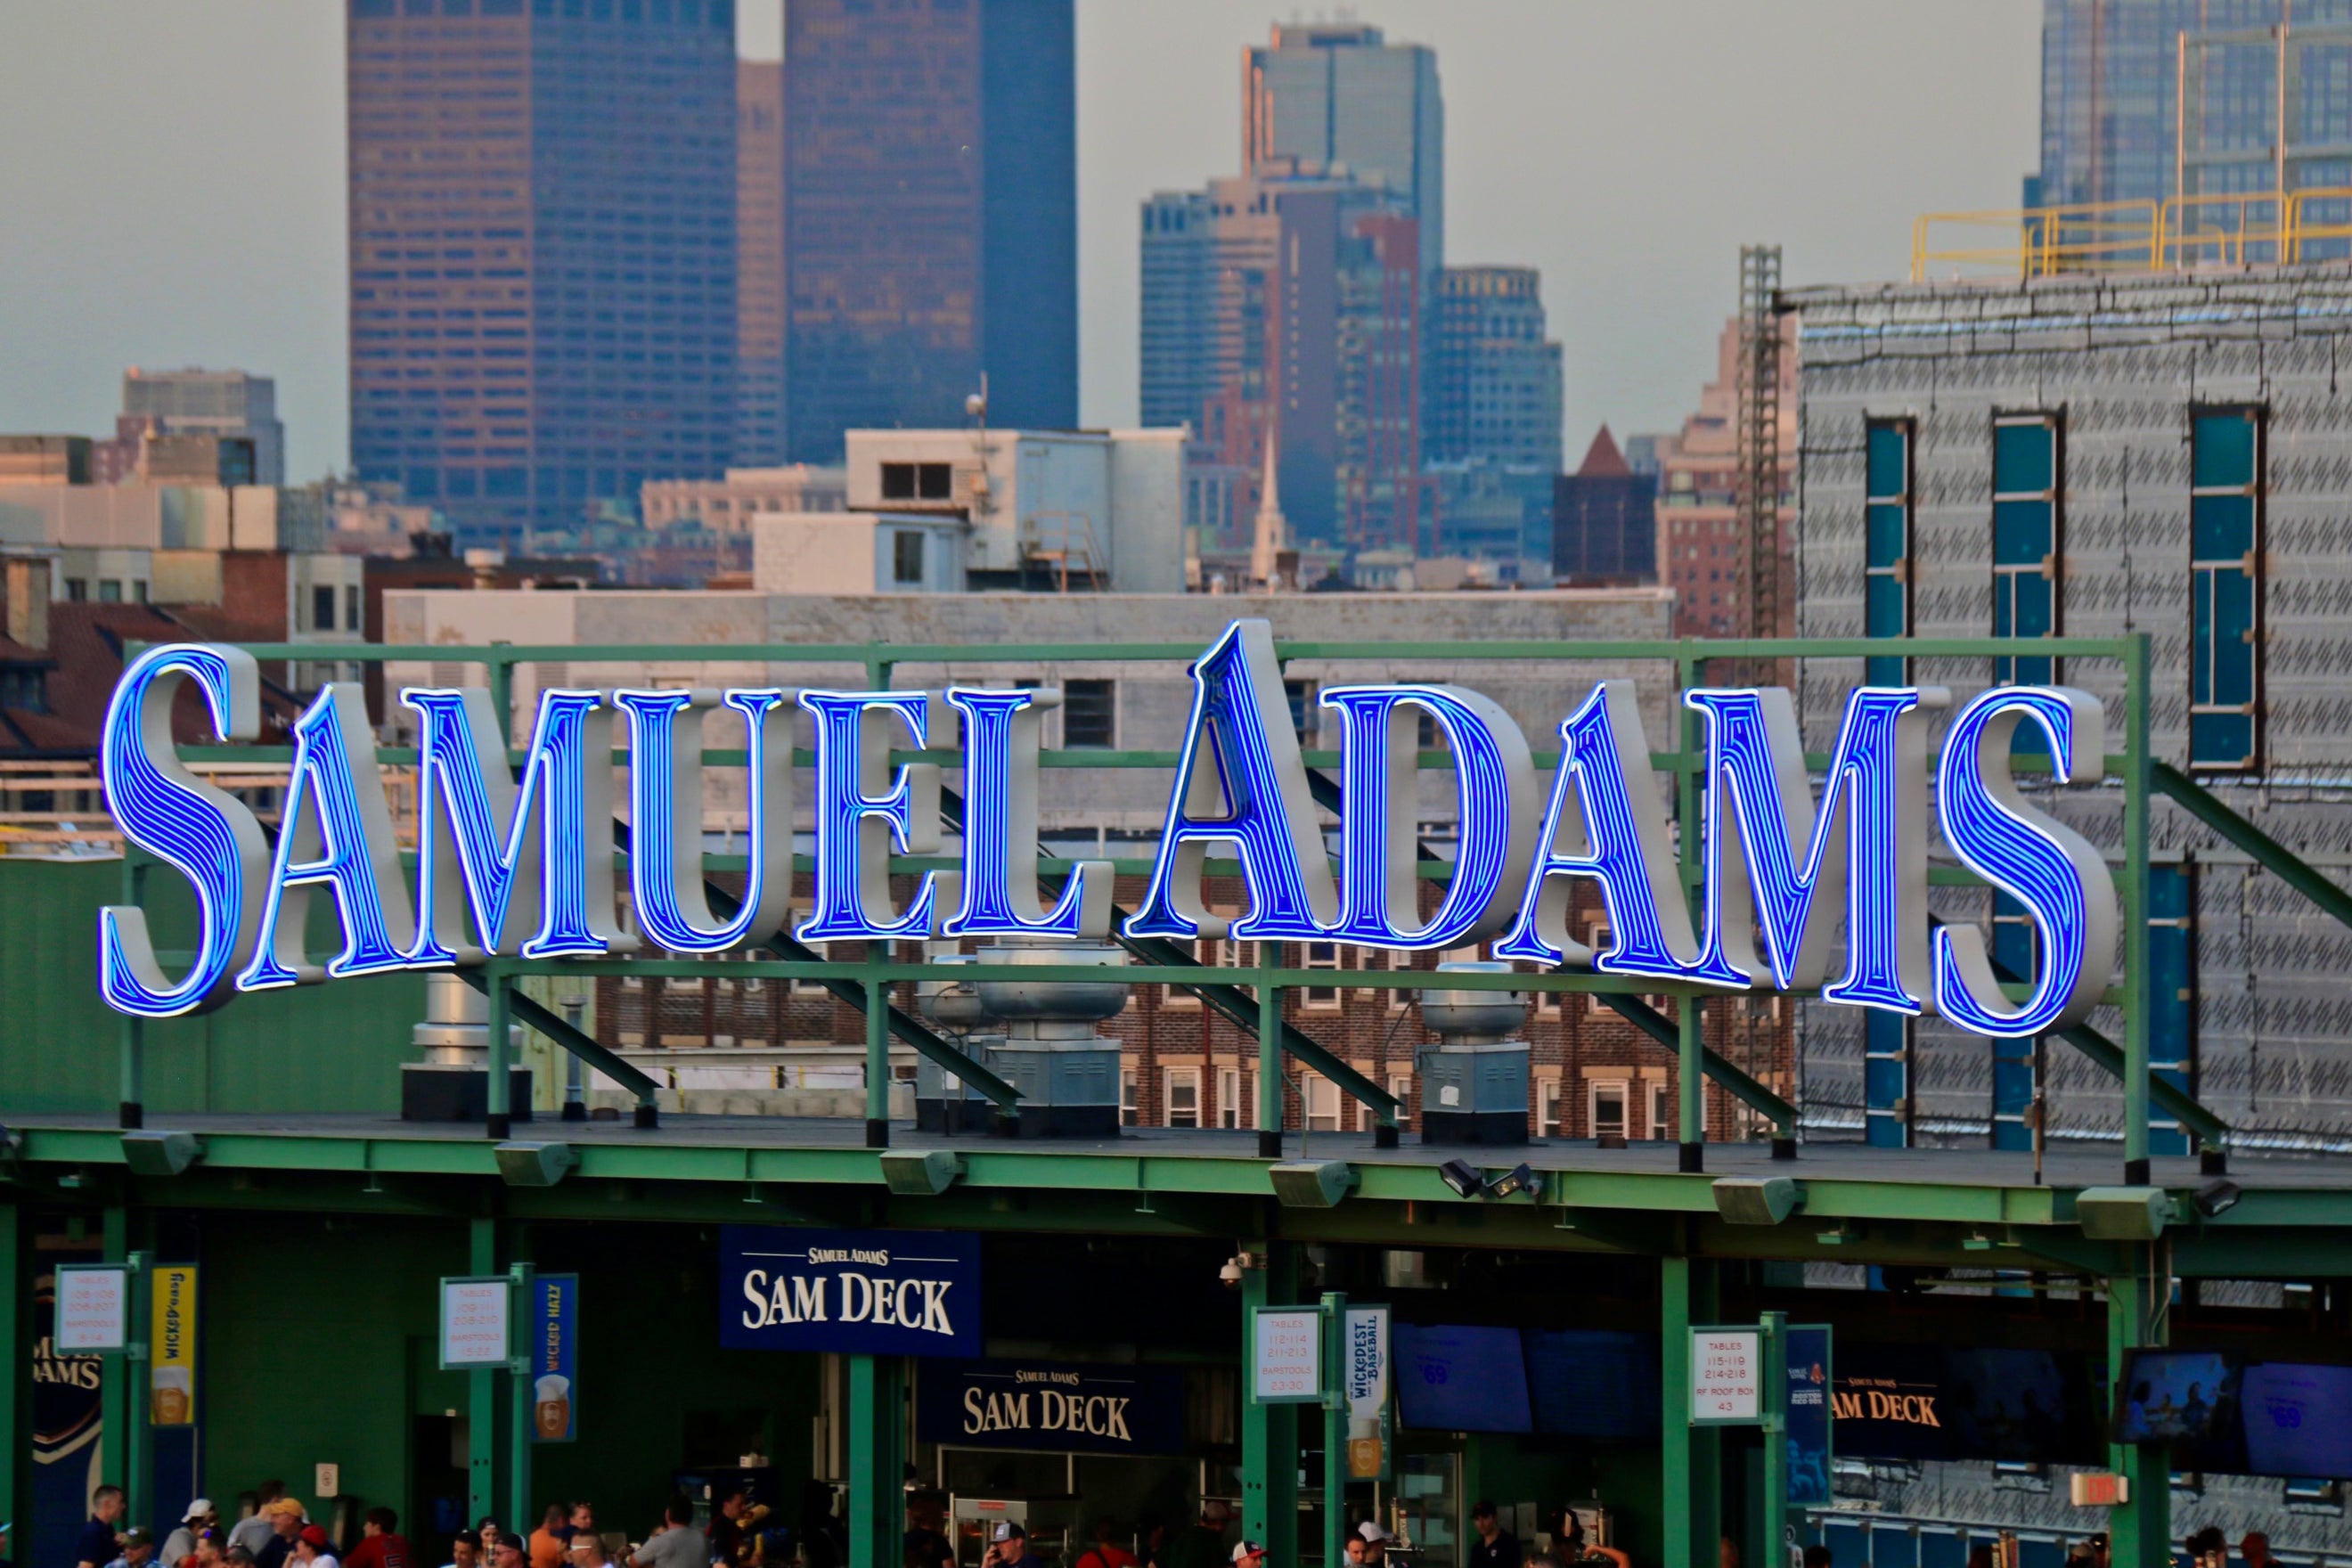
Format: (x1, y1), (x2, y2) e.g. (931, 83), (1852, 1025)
(384, 586), (1678, 834)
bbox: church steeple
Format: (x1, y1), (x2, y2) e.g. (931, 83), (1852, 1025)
(1249, 429), (1289, 590)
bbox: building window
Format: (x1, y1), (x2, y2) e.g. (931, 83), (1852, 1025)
(1864, 417), (1913, 686)
(1303, 940), (1343, 1008)
(880, 461), (952, 501)
(1991, 412), (2062, 685)
(1589, 1078), (1630, 1141)
(1302, 1074), (1343, 1131)
(1164, 1066), (1202, 1129)
(1387, 1072), (1414, 1131)
(1648, 1081), (1674, 1142)
(312, 584), (336, 630)
(1219, 1066), (1249, 1129)
(2190, 404), (2264, 770)
(892, 530), (925, 584)
(98, 579), (123, 603)
(1284, 678), (1316, 742)
(1121, 1067), (1139, 1128)
(346, 584), (363, 630)
(63, 578), (86, 601)
(1538, 1077), (1563, 1138)
(1064, 678), (1116, 748)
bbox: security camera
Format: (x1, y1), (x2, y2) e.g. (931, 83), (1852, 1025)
(1220, 1257), (1244, 1289)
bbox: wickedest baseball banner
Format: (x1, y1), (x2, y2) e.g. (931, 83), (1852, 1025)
(721, 1226), (982, 1358)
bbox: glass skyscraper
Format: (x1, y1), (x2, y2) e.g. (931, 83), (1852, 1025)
(1243, 23), (1442, 277)
(2039, 0), (2352, 213)
(346, 0), (739, 545)
(782, 0), (1076, 463)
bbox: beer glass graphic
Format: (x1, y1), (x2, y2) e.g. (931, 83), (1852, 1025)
(152, 1366), (192, 1425)
(534, 1374), (571, 1438)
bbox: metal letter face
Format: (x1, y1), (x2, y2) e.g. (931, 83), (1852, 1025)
(1321, 684), (1539, 948)
(99, 643), (270, 1018)
(237, 683), (419, 990)
(1495, 681), (1703, 978)
(1931, 686), (2117, 1036)
(617, 688), (795, 953)
(943, 687), (1111, 940)
(1123, 619), (1337, 941)
(795, 690), (941, 943)
(401, 686), (633, 962)
(1684, 687), (1933, 1013)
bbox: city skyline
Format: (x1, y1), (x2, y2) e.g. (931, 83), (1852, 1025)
(0, 2), (2038, 481)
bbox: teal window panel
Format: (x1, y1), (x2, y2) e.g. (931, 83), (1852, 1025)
(1866, 421), (1909, 500)
(1865, 419), (1912, 686)
(1993, 420), (2054, 492)
(1991, 415), (2060, 689)
(2188, 406), (2263, 770)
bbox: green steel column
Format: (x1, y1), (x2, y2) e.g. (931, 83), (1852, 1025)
(2106, 1258), (2169, 1564)
(1321, 1293), (1348, 1568)
(845, 1355), (907, 1568)
(506, 1262), (535, 1541)
(468, 1217), (497, 1527)
(1660, 1254), (1720, 1568)
(2121, 632), (2153, 1185)
(486, 962), (514, 1140)
(124, 1249), (151, 1530)
(118, 859), (146, 1129)
(101, 1207), (126, 1505)
(1677, 645), (1707, 1173)
(1258, 972), (1284, 1160)
(0, 1204), (18, 1539)
(866, 975), (892, 1149)
(1759, 1311), (1787, 1567)
(1241, 1244), (1300, 1566)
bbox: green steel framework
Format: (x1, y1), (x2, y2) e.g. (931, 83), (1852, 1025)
(43, 628), (2352, 1566)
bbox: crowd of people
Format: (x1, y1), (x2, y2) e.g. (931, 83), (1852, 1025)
(20, 1482), (2284, 1568)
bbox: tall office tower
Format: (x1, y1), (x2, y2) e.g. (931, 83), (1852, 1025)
(737, 60), (788, 466)
(1139, 168), (1417, 548)
(346, 0), (737, 545)
(1425, 267), (1563, 470)
(1243, 22), (1443, 278)
(2038, 0), (2352, 216)
(118, 369), (285, 485)
(783, 0), (1076, 463)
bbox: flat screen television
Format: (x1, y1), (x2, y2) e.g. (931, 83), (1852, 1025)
(2114, 1348), (2242, 1468)
(1523, 1328), (1660, 1439)
(1393, 1323), (1532, 1433)
(2241, 1362), (2352, 1479)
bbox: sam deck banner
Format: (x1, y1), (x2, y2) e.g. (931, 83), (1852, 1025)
(917, 1360), (1185, 1454)
(721, 1226), (981, 1358)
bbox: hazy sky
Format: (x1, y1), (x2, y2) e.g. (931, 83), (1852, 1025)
(0, 2), (2040, 481)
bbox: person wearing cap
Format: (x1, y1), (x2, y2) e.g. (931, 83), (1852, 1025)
(254, 1502), (308, 1568)
(1229, 1542), (1265, 1568)
(106, 1528), (159, 1568)
(1468, 1504), (1519, 1568)
(1355, 1523), (1392, 1568)
(230, 1490), (288, 1563)
(985, 1523), (1040, 1568)
(166, 1502), (219, 1566)
(490, 1536), (527, 1568)
(294, 1526), (339, 1568)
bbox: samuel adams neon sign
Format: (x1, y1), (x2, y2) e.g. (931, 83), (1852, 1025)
(96, 619), (2117, 1040)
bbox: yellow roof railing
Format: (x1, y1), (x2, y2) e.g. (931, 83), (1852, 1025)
(1910, 188), (2352, 282)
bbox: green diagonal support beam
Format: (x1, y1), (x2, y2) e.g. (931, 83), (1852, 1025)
(612, 821), (1025, 1110)
(929, 788), (1398, 1116)
(459, 968), (664, 1103)
(1589, 990), (1798, 1131)
(2154, 760), (2352, 932)
(1930, 912), (2227, 1147)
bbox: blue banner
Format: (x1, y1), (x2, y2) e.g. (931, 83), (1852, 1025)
(720, 1227), (981, 1358)
(917, 1361), (1187, 1455)
(1785, 1325), (1833, 1508)
(532, 1274), (579, 1443)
